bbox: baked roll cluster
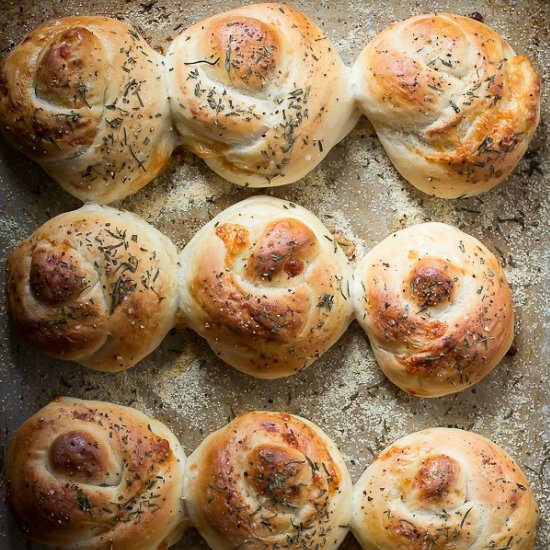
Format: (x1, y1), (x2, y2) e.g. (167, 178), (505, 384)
(351, 428), (539, 549)
(7, 404), (538, 549)
(6, 397), (188, 550)
(167, 3), (358, 187)
(352, 12), (541, 198)
(178, 195), (354, 378)
(6, 202), (514, 395)
(351, 222), (514, 397)
(6, 197), (353, 377)
(0, 4), (356, 201)
(0, 17), (175, 203)
(6, 203), (179, 371)
(0, 8), (540, 200)
(184, 411), (352, 549)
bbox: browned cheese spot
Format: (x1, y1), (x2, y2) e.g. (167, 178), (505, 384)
(415, 454), (459, 499)
(30, 244), (87, 306)
(246, 218), (317, 281)
(49, 431), (107, 481)
(35, 27), (104, 108)
(407, 257), (456, 308)
(211, 17), (279, 91)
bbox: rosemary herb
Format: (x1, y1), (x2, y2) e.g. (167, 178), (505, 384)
(460, 507), (473, 529)
(317, 293), (335, 311)
(76, 488), (92, 512)
(225, 40), (232, 75)
(76, 83), (91, 108)
(184, 57), (220, 66)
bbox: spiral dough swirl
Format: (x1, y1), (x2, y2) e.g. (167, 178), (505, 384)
(351, 222), (514, 397)
(6, 397), (188, 549)
(184, 411), (352, 549)
(6, 203), (179, 372)
(0, 16), (175, 202)
(352, 12), (541, 198)
(178, 195), (354, 378)
(351, 428), (539, 549)
(167, 3), (358, 187)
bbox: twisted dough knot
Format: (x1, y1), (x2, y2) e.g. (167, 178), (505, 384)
(167, 3), (358, 187)
(351, 428), (539, 550)
(0, 16), (175, 202)
(6, 203), (178, 371)
(184, 411), (352, 550)
(6, 397), (188, 549)
(351, 222), (514, 397)
(178, 196), (354, 378)
(352, 13), (541, 197)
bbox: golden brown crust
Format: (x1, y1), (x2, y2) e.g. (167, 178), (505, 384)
(167, 3), (358, 187)
(208, 16), (280, 92)
(6, 397), (188, 549)
(352, 223), (514, 397)
(0, 16), (175, 202)
(407, 258), (457, 308)
(178, 196), (354, 378)
(6, 203), (179, 372)
(184, 411), (352, 550)
(246, 219), (317, 280)
(49, 430), (112, 481)
(353, 13), (541, 197)
(35, 27), (105, 110)
(351, 428), (539, 549)
(29, 244), (88, 306)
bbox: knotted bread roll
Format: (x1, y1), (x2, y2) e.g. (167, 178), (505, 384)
(184, 411), (352, 550)
(6, 203), (178, 371)
(352, 13), (541, 198)
(351, 222), (514, 397)
(351, 428), (539, 549)
(178, 195), (354, 378)
(0, 16), (175, 202)
(6, 396), (188, 549)
(167, 3), (358, 187)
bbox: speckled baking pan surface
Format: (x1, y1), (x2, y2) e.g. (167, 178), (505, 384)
(0, 0), (548, 548)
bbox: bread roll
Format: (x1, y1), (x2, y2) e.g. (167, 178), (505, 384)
(6, 203), (178, 371)
(351, 222), (514, 397)
(167, 3), (358, 187)
(0, 16), (175, 202)
(351, 428), (539, 549)
(352, 13), (541, 198)
(177, 195), (354, 378)
(184, 411), (352, 550)
(6, 396), (188, 549)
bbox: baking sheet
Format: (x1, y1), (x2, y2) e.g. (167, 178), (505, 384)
(0, 0), (548, 548)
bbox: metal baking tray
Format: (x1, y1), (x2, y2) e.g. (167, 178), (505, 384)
(0, 1), (548, 548)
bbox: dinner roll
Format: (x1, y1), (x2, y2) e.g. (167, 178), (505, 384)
(6, 396), (188, 549)
(351, 222), (513, 397)
(351, 428), (538, 549)
(6, 203), (178, 371)
(167, 3), (358, 187)
(352, 13), (541, 198)
(184, 411), (352, 550)
(177, 195), (354, 378)
(0, 16), (175, 202)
